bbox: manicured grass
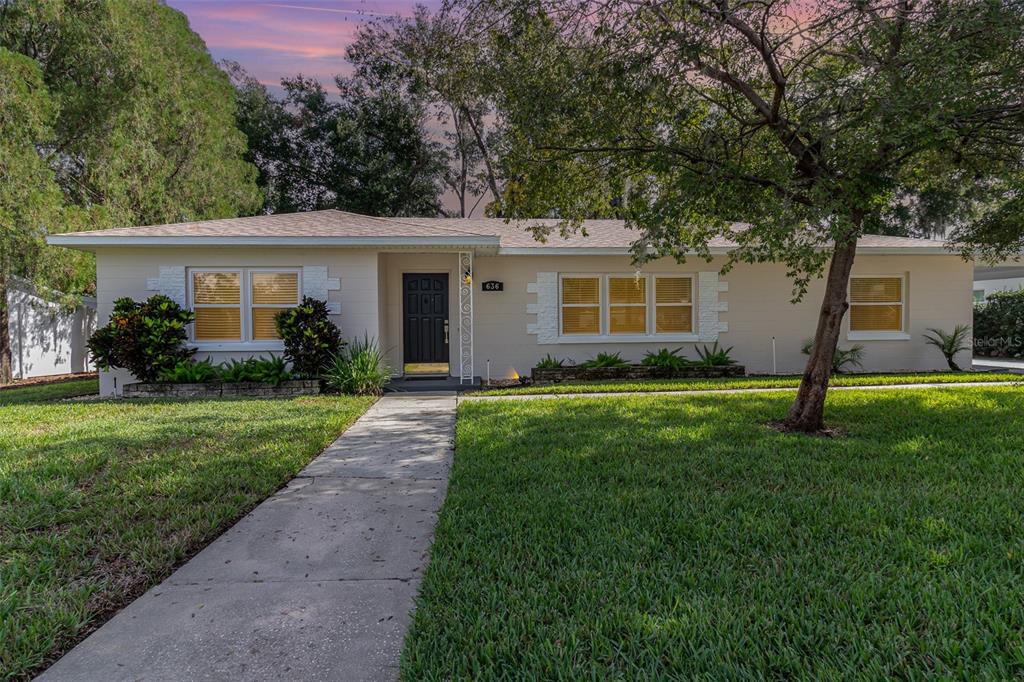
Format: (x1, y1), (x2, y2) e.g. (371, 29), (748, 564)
(0, 394), (374, 679)
(403, 387), (1024, 678)
(477, 371), (1022, 395)
(0, 378), (99, 405)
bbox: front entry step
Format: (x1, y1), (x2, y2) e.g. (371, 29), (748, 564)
(386, 376), (480, 392)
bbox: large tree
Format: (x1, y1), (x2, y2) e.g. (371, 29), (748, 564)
(470, 0), (1024, 432)
(0, 49), (64, 383)
(347, 5), (506, 216)
(0, 0), (262, 382)
(226, 63), (446, 217)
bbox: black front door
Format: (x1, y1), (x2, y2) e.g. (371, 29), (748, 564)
(403, 273), (449, 366)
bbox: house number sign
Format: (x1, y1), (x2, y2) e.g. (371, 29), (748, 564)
(481, 280), (504, 292)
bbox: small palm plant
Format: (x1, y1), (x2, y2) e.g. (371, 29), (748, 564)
(923, 325), (972, 371)
(694, 342), (736, 367)
(326, 335), (392, 395)
(579, 351), (629, 368)
(802, 339), (865, 374)
(535, 354), (568, 369)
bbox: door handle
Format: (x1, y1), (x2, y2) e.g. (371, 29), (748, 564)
(444, 320), (450, 344)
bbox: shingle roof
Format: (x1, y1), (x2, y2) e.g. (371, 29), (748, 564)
(49, 209), (950, 252)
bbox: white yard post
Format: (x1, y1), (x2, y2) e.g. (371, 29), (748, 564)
(458, 251), (474, 384)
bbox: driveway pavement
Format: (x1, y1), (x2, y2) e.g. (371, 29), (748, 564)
(973, 356), (1024, 372)
(39, 393), (456, 682)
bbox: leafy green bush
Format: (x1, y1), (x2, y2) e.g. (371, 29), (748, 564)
(326, 335), (391, 395)
(157, 359), (220, 383)
(802, 339), (865, 373)
(275, 297), (344, 377)
(923, 325), (972, 371)
(974, 290), (1024, 358)
(580, 352), (629, 368)
(218, 356), (293, 386)
(641, 347), (691, 371)
(695, 342), (736, 367)
(87, 295), (195, 382)
(535, 354), (568, 369)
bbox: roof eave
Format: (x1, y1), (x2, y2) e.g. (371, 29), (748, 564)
(45, 235), (501, 250)
(497, 245), (954, 256)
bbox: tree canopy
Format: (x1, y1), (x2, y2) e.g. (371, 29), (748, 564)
(466, 0), (1024, 430)
(226, 63), (447, 217)
(0, 0), (262, 381)
(347, 5), (507, 216)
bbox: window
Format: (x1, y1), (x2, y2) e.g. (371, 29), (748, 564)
(558, 273), (695, 338)
(192, 271), (241, 341)
(608, 277), (647, 334)
(190, 268), (300, 343)
(251, 272), (300, 340)
(561, 277), (601, 334)
(655, 277), (693, 333)
(849, 276), (904, 332)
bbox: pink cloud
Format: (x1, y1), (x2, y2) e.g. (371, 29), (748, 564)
(168, 1), (437, 88)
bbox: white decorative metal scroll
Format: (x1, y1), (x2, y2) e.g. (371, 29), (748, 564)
(458, 251), (474, 383)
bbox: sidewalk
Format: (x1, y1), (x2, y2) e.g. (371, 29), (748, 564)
(465, 380), (1021, 401)
(39, 393), (456, 682)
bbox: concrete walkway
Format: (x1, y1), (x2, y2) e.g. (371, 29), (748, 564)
(466, 380), (1022, 402)
(40, 393), (456, 682)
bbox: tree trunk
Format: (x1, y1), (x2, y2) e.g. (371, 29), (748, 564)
(783, 234), (859, 433)
(462, 107), (502, 215)
(0, 272), (12, 385)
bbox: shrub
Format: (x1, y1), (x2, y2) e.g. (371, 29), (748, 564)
(974, 290), (1024, 358)
(157, 359), (220, 384)
(579, 351), (629, 368)
(641, 347), (691, 372)
(923, 325), (972, 371)
(802, 339), (865, 373)
(218, 356), (293, 386)
(695, 342), (736, 367)
(87, 295), (195, 382)
(536, 354), (568, 369)
(275, 297), (344, 378)
(326, 336), (391, 395)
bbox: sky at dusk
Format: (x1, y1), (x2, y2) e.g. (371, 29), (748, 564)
(167, 1), (438, 94)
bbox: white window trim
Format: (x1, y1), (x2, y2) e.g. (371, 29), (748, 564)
(186, 267), (301, 350)
(847, 273), (910, 341)
(557, 273), (698, 343)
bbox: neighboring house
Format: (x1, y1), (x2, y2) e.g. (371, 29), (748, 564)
(973, 264), (1024, 303)
(7, 278), (96, 380)
(47, 210), (973, 396)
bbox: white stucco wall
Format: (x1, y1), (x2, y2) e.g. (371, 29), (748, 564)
(94, 247), (381, 395)
(466, 253), (973, 379)
(93, 247), (972, 393)
(8, 285), (95, 379)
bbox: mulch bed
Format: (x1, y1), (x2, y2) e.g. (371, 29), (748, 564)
(0, 372), (98, 391)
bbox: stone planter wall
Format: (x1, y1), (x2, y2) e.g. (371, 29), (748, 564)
(531, 364), (745, 384)
(122, 380), (320, 399)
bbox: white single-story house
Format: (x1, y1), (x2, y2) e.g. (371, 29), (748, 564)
(7, 277), (96, 380)
(47, 210), (973, 396)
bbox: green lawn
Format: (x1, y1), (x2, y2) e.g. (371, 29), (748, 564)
(0, 393), (374, 679)
(0, 378), (99, 406)
(478, 371), (1022, 396)
(403, 386), (1024, 678)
